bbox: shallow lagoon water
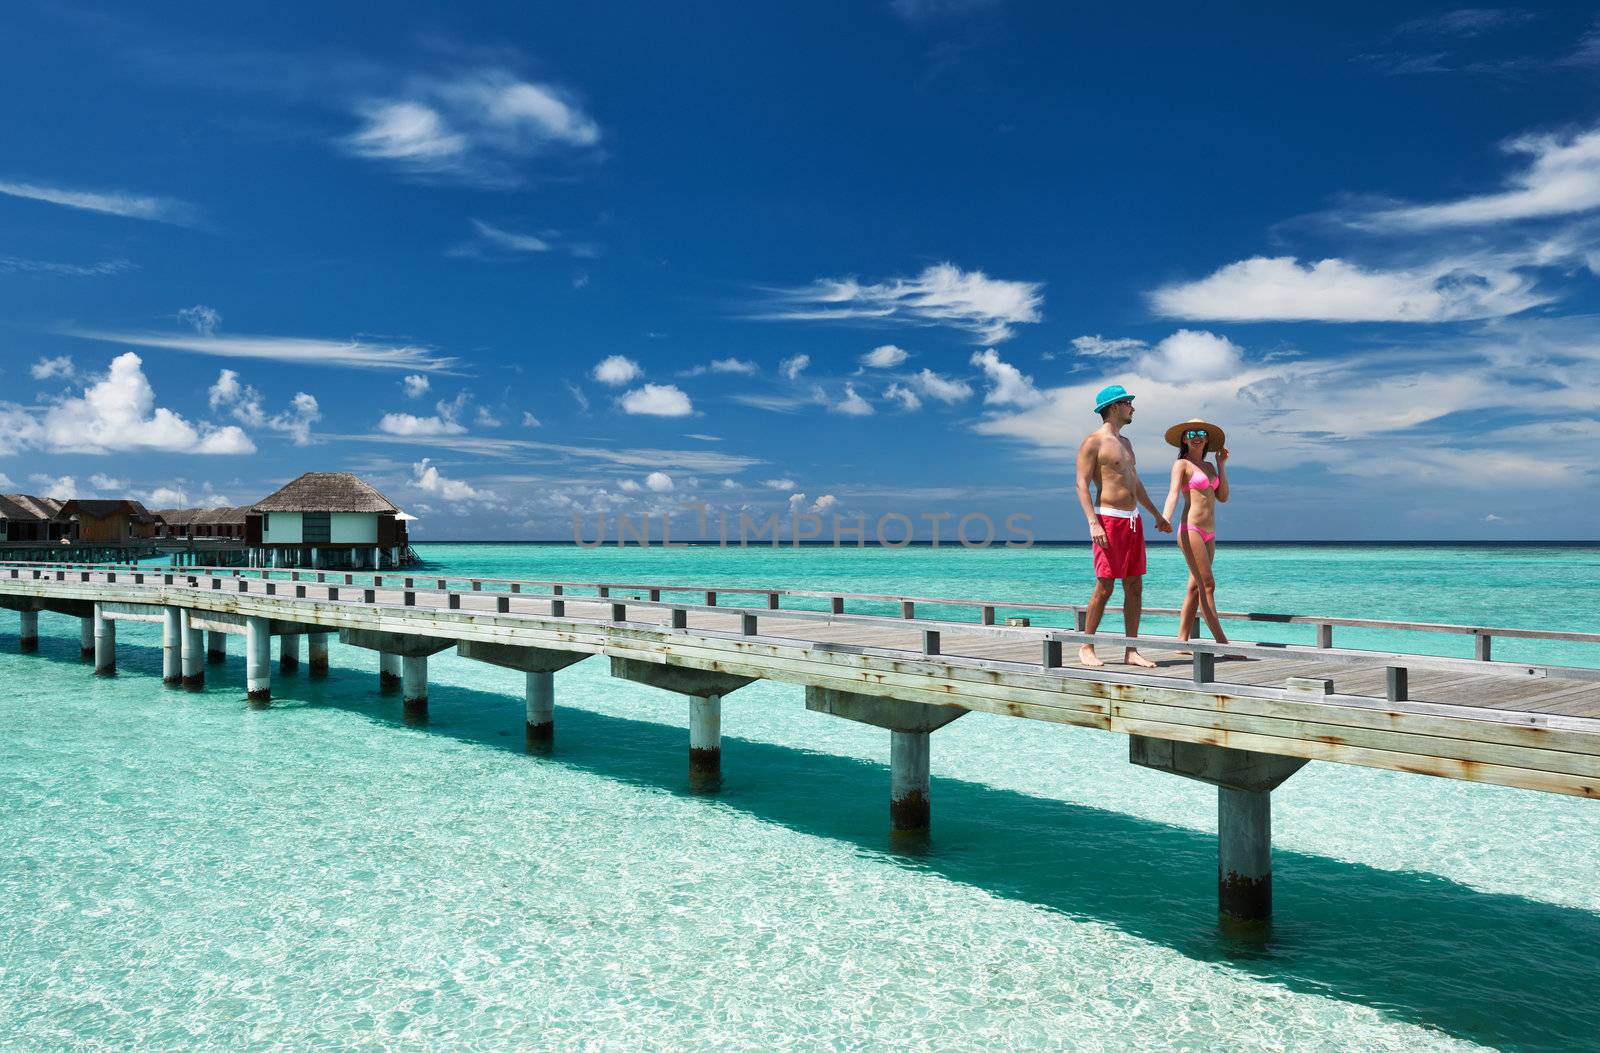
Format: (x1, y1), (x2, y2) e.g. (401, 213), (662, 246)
(2, 543), (1598, 1051)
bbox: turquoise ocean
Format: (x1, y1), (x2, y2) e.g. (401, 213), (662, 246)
(3, 542), (1599, 1052)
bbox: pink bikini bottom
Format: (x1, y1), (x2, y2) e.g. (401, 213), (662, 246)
(1179, 524), (1217, 543)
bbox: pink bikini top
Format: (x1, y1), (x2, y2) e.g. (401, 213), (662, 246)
(1186, 468), (1217, 491)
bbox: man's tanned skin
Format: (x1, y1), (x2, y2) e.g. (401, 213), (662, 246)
(1075, 398), (1171, 666)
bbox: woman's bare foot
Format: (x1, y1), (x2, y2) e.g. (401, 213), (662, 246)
(1124, 649), (1157, 668)
(1174, 650), (1193, 658)
(1078, 645), (1105, 667)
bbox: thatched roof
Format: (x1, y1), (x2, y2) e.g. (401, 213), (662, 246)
(56, 499), (160, 524)
(252, 473), (397, 514)
(156, 506), (247, 527)
(0, 494), (64, 521)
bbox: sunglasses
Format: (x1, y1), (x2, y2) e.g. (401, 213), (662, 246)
(1184, 429), (1209, 440)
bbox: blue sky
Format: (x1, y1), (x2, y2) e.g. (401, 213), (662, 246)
(1, 1), (1598, 540)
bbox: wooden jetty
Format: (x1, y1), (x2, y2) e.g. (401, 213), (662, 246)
(3, 559), (1598, 926)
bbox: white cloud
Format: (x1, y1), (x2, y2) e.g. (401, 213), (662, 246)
(69, 329), (458, 372)
(567, 382), (590, 412)
(619, 383), (693, 417)
(411, 458), (498, 503)
(0, 473), (13, 489)
(910, 368), (973, 403)
(402, 374), (431, 398)
(593, 355), (642, 386)
(721, 478), (739, 490)
(476, 406), (503, 428)
(780, 354), (810, 381)
(177, 305), (220, 336)
(884, 382), (921, 411)
(378, 413), (466, 436)
(810, 494), (838, 513)
(207, 369), (321, 445)
(522, 411), (542, 427)
(88, 473), (126, 492)
(710, 357), (757, 375)
(468, 218), (551, 252)
(890, 0), (1000, 21)
(0, 179), (194, 224)
(1072, 335), (1147, 359)
(1137, 330), (1245, 383)
(832, 383), (875, 416)
(861, 344), (908, 369)
(30, 355), (75, 380)
(346, 101), (466, 163)
(29, 474), (79, 501)
(763, 478), (796, 490)
(619, 478), (641, 492)
(342, 70), (600, 186)
(0, 255), (133, 277)
(1367, 125), (1600, 229)
(758, 262), (1044, 344)
(572, 272), (591, 289)
(970, 348), (1045, 407)
(1149, 255), (1546, 323)
(645, 471), (674, 493)
(36, 353), (254, 455)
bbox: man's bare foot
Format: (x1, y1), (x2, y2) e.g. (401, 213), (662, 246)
(1124, 649), (1158, 669)
(1174, 650), (1193, 658)
(1078, 645), (1105, 668)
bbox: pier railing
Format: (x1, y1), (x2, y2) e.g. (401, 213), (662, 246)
(7, 558), (1597, 667)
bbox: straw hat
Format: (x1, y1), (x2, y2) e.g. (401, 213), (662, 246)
(1165, 418), (1225, 452)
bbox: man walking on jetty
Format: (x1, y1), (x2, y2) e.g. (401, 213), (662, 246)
(1075, 384), (1171, 667)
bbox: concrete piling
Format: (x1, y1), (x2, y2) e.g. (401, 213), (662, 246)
(1219, 787), (1273, 922)
(18, 610), (38, 652)
(93, 603), (115, 676)
(401, 655), (428, 722)
(378, 652), (402, 693)
(207, 630), (227, 664)
(308, 633), (329, 678)
(162, 607), (183, 687)
(526, 670), (554, 752)
(79, 615), (94, 660)
(279, 632), (300, 673)
(245, 616), (271, 705)
(689, 694), (721, 791)
(889, 730), (931, 834)
(180, 610), (204, 689)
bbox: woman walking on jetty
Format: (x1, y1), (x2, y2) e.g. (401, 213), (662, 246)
(1161, 418), (1231, 649)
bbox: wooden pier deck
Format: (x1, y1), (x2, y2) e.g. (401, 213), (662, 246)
(4, 559), (1598, 923)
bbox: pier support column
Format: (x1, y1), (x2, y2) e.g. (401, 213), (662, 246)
(279, 632), (300, 673)
(207, 630), (227, 664)
(454, 641), (587, 753)
(308, 633), (329, 678)
(1130, 736), (1306, 925)
(18, 610), (38, 652)
(1219, 787), (1273, 922)
(609, 656), (756, 793)
(245, 616), (271, 705)
(162, 606), (183, 687)
(79, 616), (95, 660)
(93, 603), (115, 676)
(180, 610), (204, 689)
(689, 695), (722, 791)
(802, 688), (966, 839)
(889, 731), (931, 835)
(379, 652), (402, 693)
(526, 670), (554, 752)
(402, 655), (428, 723)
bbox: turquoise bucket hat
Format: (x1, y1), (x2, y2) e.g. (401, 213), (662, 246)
(1093, 384), (1135, 413)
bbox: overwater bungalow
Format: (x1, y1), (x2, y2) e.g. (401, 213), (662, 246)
(54, 499), (162, 543)
(245, 472), (414, 569)
(156, 506), (249, 542)
(0, 494), (69, 543)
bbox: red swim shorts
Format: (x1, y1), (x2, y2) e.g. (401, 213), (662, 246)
(1092, 513), (1146, 579)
